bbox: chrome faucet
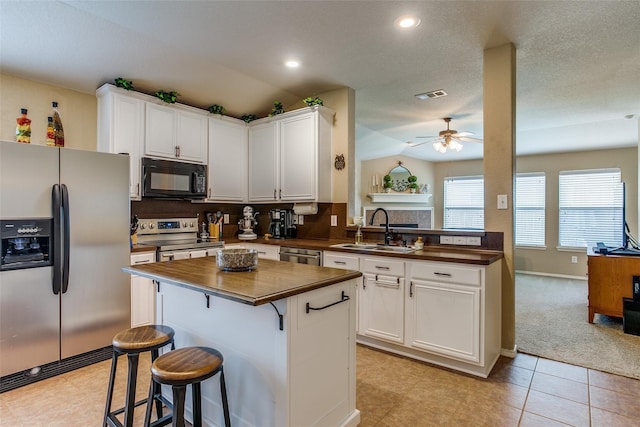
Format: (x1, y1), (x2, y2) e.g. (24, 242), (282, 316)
(369, 208), (392, 246)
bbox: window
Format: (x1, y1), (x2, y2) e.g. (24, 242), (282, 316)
(443, 176), (484, 229)
(558, 169), (623, 248)
(516, 173), (546, 247)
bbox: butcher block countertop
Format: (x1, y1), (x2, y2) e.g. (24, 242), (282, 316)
(123, 257), (361, 306)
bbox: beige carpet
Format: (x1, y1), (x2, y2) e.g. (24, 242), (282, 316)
(515, 273), (640, 380)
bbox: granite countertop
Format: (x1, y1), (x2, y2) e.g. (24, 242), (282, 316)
(123, 257), (361, 306)
(224, 237), (503, 265)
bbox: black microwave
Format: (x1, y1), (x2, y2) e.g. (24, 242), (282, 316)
(142, 157), (207, 199)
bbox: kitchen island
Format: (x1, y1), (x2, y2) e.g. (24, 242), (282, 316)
(123, 257), (362, 427)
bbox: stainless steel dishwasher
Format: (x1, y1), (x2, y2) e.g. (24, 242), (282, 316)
(279, 246), (323, 266)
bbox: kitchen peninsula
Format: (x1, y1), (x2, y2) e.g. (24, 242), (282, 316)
(123, 257), (362, 427)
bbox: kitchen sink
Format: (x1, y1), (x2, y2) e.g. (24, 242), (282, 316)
(329, 243), (416, 253)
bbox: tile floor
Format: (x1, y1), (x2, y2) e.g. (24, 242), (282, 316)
(1, 344), (639, 426)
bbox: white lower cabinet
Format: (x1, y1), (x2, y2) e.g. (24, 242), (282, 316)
(360, 257), (405, 344)
(224, 242), (280, 260)
(130, 251), (156, 327)
(326, 249), (502, 378)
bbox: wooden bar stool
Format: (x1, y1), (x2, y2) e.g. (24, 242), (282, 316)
(103, 325), (175, 427)
(144, 346), (231, 427)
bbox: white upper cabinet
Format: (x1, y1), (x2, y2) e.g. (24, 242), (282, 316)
(248, 107), (333, 203)
(208, 116), (248, 202)
(96, 84), (146, 200)
(248, 121), (279, 201)
(145, 102), (207, 163)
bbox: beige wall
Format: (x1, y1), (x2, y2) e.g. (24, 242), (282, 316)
(1, 73), (97, 151)
(516, 147), (638, 277)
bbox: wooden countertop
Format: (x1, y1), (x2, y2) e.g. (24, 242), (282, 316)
(123, 257), (361, 306)
(225, 238), (503, 265)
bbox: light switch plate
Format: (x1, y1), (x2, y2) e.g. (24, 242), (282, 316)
(440, 236), (453, 244)
(223, 213), (230, 224)
(298, 215), (304, 225)
(467, 236), (481, 246)
(453, 236), (467, 245)
(497, 194), (508, 209)
(330, 215), (338, 226)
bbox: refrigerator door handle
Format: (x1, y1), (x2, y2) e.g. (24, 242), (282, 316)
(61, 183), (70, 294)
(52, 184), (62, 295)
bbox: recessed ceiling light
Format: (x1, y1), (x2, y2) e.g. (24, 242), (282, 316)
(395, 15), (420, 29)
(285, 60), (300, 68)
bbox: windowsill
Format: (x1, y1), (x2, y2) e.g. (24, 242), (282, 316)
(556, 246), (588, 252)
(515, 245), (547, 251)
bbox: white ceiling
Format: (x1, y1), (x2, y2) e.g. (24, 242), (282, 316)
(1, 1), (639, 162)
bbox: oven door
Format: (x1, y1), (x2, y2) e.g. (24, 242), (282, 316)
(142, 157), (206, 199)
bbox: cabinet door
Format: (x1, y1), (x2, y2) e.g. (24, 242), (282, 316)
(145, 103), (178, 159)
(130, 252), (156, 327)
(176, 110), (207, 163)
(248, 122), (279, 201)
(406, 279), (481, 363)
(280, 113), (316, 200)
(360, 273), (404, 344)
(208, 117), (247, 202)
(97, 87), (145, 200)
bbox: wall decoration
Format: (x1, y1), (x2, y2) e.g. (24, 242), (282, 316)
(334, 154), (345, 170)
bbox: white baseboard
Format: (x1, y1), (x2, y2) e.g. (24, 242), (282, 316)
(516, 270), (587, 281)
(501, 345), (518, 358)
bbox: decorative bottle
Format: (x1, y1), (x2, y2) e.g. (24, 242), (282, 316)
(16, 108), (31, 143)
(46, 116), (55, 146)
(51, 101), (65, 147)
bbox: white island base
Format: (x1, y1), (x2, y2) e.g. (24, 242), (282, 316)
(154, 278), (360, 427)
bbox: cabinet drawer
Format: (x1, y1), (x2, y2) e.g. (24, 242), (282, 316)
(324, 251), (359, 270)
(362, 256), (404, 276)
(410, 261), (481, 286)
(131, 252), (155, 265)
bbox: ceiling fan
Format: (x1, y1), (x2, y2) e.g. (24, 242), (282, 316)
(407, 117), (483, 153)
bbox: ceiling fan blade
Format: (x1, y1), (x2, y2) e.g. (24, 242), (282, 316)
(456, 136), (483, 143)
(415, 135), (437, 139)
(452, 131), (474, 137)
(406, 140), (429, 147)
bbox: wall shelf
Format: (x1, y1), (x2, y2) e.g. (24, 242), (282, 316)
(366, 193), (432, 203)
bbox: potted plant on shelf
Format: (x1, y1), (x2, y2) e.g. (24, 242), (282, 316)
(408, 175), (418, 193)
(383, 175), (393, 193)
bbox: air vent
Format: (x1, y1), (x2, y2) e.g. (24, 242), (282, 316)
(414, 89), (448, 100)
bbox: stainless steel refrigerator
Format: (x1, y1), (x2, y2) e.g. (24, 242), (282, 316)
(0, 141), (130, 380)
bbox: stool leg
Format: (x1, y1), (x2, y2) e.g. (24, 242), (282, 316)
(172, 385), (187, 427)
(143, 376), (155, 427)
(192, 382), (202, 427)
(219, 368), (231, 427)
(123, 353), (140, 427)
(150, 349), (164, 420)
(103, 350), (119, 427)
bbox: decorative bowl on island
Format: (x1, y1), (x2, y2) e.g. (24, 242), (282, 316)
(216, 248), (258, 271)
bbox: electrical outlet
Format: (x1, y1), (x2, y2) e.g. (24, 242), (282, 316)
(453, 236), (467, 245)
(571, 256), (578, 264)
(298, 215), (304, 225)
(223, 213), (230, 224)
(467, 236), (482, 246)
(330, 215), (338, 226)
(440, 236), (453, 244)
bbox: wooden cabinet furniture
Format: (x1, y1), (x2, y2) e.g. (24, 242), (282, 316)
(130, 251), (156, 327)
(207, 115), (248, 202)
(248, 107), (333, 203)
(97, 84), (146, 200)
(145, 102), (208, 163)
(587, 253), (639, 322)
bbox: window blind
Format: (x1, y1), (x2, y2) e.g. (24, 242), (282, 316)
(558, 169), (623, 248)
(443, 176), (484, 229)
(516, 173), (546, 247)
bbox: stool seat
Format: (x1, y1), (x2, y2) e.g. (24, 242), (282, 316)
(113, 325), (175, 352)
(145, 346), (230, 427)
(151, 347), (223, 385)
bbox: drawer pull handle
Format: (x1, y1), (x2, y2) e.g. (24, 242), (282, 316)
(375, 274), (400, 284)
(410, 281), (414, 297)
(375, 266), (390, 270)
(375, 281), (400, 288)
(334, 261), (347, 265)
(306, 291), (350, 314)
(434, 272), (452, 277)
(134, 260), (151, 264)
(257, 251), (266, 255)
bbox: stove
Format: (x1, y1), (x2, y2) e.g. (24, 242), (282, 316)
(136, 217), (224, 261)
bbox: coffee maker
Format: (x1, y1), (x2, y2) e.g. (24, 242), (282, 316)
(268, 209), (297, 239)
